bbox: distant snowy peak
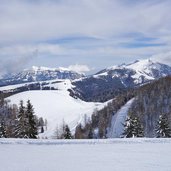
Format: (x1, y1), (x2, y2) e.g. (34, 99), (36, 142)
(126, 59), (171, 75)
(0, 66), (85, 86)
(95, 59), (171, 85)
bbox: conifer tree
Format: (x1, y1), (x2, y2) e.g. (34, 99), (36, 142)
(132, 117), (144, 137)
(41, 126), (44, 133)
(122, 116), (134, 138)
(122, 115), (144, 138)
(15, 100), (29, 138)
(26, 100), (37, 139)
(88, 127), (93, 139)
(0, 120), (7, 138)
(64, 125), (72, 139)
(156, 114), (171, 138)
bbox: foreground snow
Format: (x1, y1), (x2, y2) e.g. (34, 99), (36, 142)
(0, 138), (171, 171)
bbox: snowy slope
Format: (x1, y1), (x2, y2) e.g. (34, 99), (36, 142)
(7, 81), (106, 138)
(0, 79), (72, 92)
(0, 138), (171, 171)
(107, 98), (134, 138)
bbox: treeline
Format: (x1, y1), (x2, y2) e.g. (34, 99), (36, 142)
(74, 90), (135, 139)
(0, 97), (46, 138)
(0, 81), (59, 99)
(128, 76), (171, 137)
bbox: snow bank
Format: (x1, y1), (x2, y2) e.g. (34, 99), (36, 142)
(0, 138), (171, 171)
(0, 138), (171, 145)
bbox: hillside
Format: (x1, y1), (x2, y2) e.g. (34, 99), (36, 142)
(128, 76), (171, 137)
(74, 76), (171, 138)
(7, 80), (107, 138)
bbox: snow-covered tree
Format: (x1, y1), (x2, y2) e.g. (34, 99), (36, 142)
(156, 114), (171, 138)
(122, 115), (144, 138)
(122, 116), (134, 138)
(132, 117), (144, 137)
(26, 100), (37, 139)
(15, 100), (29, 138)
(15, 100), (37, 138)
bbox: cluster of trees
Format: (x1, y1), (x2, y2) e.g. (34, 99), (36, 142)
(14, 100), (37, 138)
(0, 97), (46, 138)
(53, 121), (72, 139)
(122, 114), (144, 138)
(122, 113), (171, 138)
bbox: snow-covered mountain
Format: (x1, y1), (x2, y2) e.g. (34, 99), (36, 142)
(1, 59), (171, 102)
(73, 59), (171, 101)
(95, 59), (171, 85)
(0, 66), (84, 86)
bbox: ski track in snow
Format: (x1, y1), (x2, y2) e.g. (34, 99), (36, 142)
(108, 98), (134, 138)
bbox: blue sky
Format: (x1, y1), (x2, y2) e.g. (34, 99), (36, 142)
(0, 0), (171, 74)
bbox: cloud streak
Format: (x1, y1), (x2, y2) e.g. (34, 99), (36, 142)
(67, 64), (91, 73)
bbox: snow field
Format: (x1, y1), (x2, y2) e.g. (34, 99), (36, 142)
(7, 89), (106, 138)
(0, 138), (171, 171)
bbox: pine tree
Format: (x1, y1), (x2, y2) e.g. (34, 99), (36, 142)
(88, 127), (93, 139)
(156, 114), (171, 138)
(122, 116), (134, 138)
(64, 125), (72, 139)
(0, 120), (7, 138)
(41, 126), (44, 133)
(132, 117), (144, 137)
(15, 100), (29, 138)
(26, 100), (37, 139)
(122, 115), (144, 138)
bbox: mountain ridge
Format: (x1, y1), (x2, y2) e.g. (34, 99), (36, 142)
(1, 59), (171, 102)
(73, 59), (171, 101)
(0, 66), (85, 87)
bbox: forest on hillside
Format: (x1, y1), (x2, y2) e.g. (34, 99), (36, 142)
(128, 76), (171, 137)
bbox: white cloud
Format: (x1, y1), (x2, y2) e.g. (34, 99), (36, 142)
(151, 51), (171, 66)
(1, 0), (171, 73)
(1, 0), (171, 44)
(67, 64), (91, 73)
